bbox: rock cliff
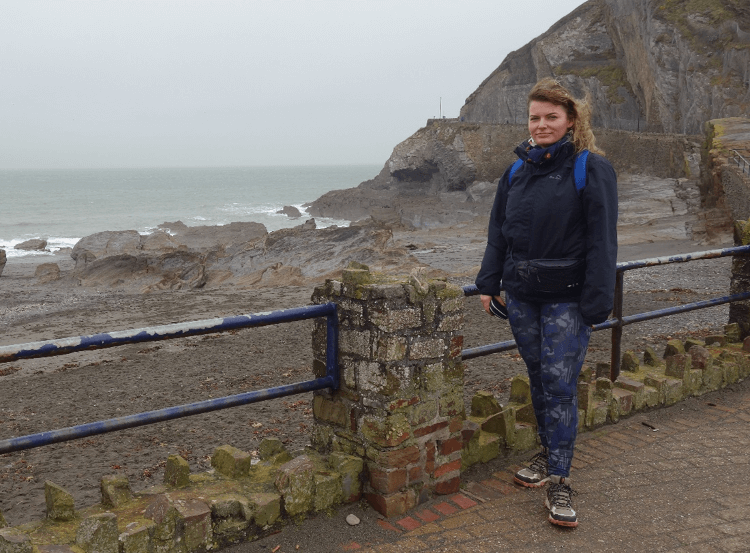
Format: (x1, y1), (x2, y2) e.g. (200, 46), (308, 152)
(307, 0), (747, 238)
(460, 0), (750, 135)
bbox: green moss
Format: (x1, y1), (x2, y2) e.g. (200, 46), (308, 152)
(658, 0), (742, 51)
(554, 64), (632, 104)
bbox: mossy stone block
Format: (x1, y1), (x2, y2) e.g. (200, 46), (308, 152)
(144, 494), (180, 541)
(644, 374), (668, 404)
(702, 363), (724, 391)
(725, 323), (741, 343)
(586, 401), (609, 427)
(665, 353), (691, 379)
(470, 390), (501, 418)
(621, 351), (640, 372)
(174, 498), (212, 552)
(642, 385), (660, 408)
(685, 369), (703, 396)
(723, 362), (740, 386)
(76, 513), (119, 553)
(314, 471), (342, 511)
(664, 378), (684, 406)
(510, 423), (538, 452)
(328, 452), (363, 502)
(477, 431), (501, 463)
(509, 375), (531, 404)
(258, 437), (286, 461)
(100, 474), (131, 508)
(0, 528), (32, 553)
(118, 521), (155, 553)
(212, 445), (253, 478)
(247, 493), (282, 528)
(164, 454), (190, 488)
(684, 338), (704, 351)
(643, 346), (660, 367)
(275, 456), (315, 517)
(45, 480), (75, 521)
(664, 339), (685, 357)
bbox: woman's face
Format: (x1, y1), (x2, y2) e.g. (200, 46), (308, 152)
(528, 100), (574, 147)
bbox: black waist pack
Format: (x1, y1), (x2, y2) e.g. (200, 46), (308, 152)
(516, 258), (585, 297)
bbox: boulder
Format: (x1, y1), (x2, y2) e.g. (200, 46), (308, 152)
(14, 238), (47, 251)
(277, 205), (302, 218)
(71, 230), (141, 269)
(35, 262), (60, 284)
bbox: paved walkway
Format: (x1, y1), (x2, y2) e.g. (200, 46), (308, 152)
(342, 378), (750, 553)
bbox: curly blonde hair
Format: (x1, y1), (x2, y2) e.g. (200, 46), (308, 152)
(527, 77), (604, 155)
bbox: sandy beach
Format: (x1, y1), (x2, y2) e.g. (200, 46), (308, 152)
(0, 228), (735, 525)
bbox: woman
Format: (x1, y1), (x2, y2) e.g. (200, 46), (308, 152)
(475, 78), (618, 528)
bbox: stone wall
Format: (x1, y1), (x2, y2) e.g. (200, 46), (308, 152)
(309, 265), (466, 518)
(723, 164), (750, 222)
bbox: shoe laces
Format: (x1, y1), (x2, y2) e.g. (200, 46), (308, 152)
(548, 481), (577, 508)
(528, 451), (548, 474)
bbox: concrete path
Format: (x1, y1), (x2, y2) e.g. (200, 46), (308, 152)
(344, 377), (750, 553)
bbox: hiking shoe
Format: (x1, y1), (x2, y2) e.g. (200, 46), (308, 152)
(513, 448), (549, 488)
(545, 474), (578, 527)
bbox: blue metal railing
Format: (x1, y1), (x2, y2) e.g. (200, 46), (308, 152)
(0, 304), (339, 454)
(462, 245), (750, 381)
(2, 244), (749, 455)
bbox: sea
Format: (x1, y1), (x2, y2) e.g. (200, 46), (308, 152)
(0, 165), (380, 259)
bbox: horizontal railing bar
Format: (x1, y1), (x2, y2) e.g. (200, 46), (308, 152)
(0, 376), (335, 455)
(461, 340), (517, 360)
(0, 303), (337, 364)
(461, 317), (615, 360)
(615, 245), (750, 272)
(619, 291), (750, 327)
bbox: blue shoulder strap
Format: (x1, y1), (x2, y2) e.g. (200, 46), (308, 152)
(574, 150), (589, 195)
(509, 150), (589, 196)
(508, 159), (523, 184)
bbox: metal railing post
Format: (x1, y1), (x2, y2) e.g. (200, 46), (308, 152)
(610, 271), (625, 382)
(326, 305), (340, 390)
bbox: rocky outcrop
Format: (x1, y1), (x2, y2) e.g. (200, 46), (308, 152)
(702, 117), (750, 224)
(277, 205), (302, 218)
(14, 239), (48, 251)
(460, 0), (750, 135)
(307, 120), (706, 229)
(66, 220), (417, 291)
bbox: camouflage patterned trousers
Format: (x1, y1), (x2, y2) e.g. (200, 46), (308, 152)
(506, 293), (592, 477)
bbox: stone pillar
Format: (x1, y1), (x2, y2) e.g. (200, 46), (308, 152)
(730, 220), (750, 339)
(310, 265), (465, 518)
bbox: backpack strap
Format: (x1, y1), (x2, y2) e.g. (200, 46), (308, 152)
(508, 159), (524, 185)
(508, 149), (589, 195)
(574, 150), (589, 195)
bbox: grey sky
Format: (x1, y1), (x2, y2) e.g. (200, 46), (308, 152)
(1, 0), (585, 169)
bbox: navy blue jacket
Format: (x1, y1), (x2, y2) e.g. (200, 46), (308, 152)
(475, 138), (618, 326)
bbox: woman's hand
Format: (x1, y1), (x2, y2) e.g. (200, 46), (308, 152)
(480, 294), (505, 315)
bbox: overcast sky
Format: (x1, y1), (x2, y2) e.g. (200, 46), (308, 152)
(1, 0), (586, 169)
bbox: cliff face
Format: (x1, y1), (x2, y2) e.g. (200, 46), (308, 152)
(460, 0), (750, 134)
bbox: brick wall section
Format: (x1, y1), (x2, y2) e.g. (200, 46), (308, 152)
(310, 266), (465, 518)
(730, 219), (750, 339)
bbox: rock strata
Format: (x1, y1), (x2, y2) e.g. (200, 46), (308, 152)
(65, 220), (416, 291)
